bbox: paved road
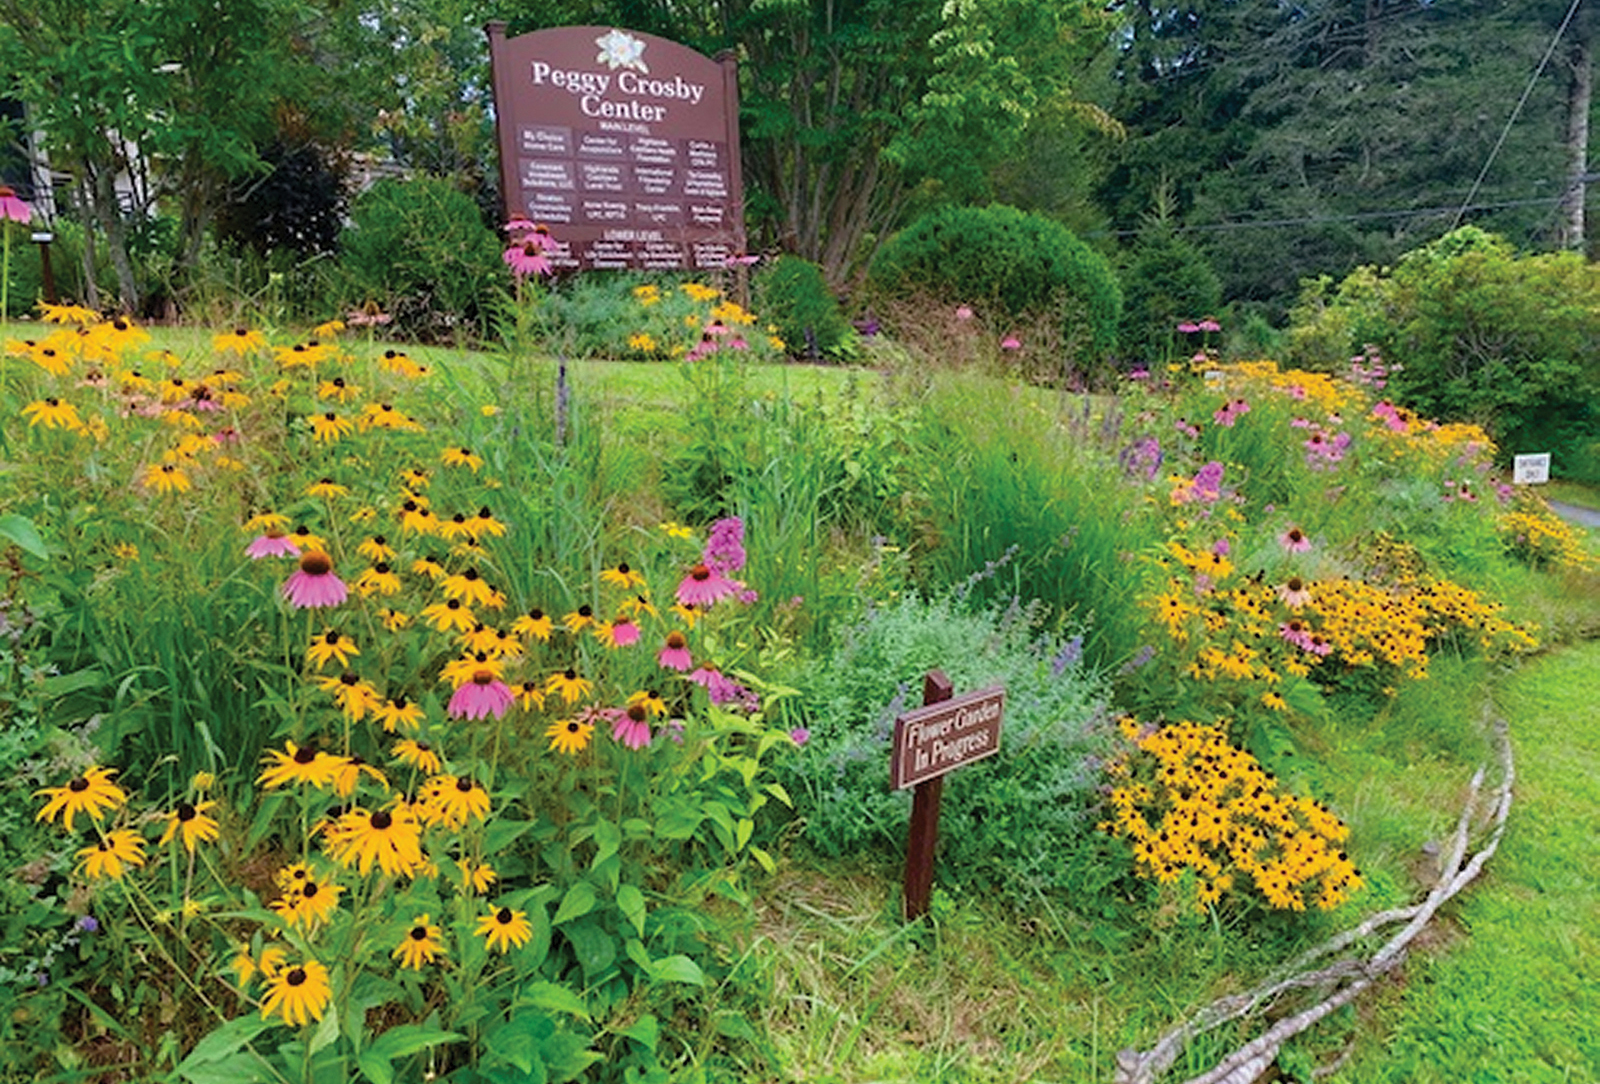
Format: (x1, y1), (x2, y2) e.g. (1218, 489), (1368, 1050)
(1548, 499), (1600, 528)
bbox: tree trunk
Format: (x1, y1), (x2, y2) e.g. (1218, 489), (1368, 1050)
(73, 170), (100, 312)
(90, 158), (140, 313)
(1559, 10), (1591, 253)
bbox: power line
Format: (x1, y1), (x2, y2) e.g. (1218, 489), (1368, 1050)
(1450, 0), (1584, 229)
(1102, 193), (1567, 239)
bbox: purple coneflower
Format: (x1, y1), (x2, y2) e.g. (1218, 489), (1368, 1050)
(248, 529), (301, 560)
(0, 185), (30, 224)
(611, 704), (652, 750)
(1277, 577), (1313, 608)
(676, 563), (737, 608)
(448, 671), (514, 721)
(503, 241), (551, 278)
(282, 552), (347, 608)
(1000, 335), (1022, 351)
(1279, 526), (1313, 554)
(657, 630), (693, 671)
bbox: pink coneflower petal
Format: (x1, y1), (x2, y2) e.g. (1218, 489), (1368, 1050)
(1000, 335), (1022, 351)
(611, 705), (652, 750)
(657, 631), (693, 672)
(676, 564), (737, 608)
(0, 185), (31, 224)
(448, 673), (514, 720)
(282, 552), (347, 608)
(248, 532), (301, 560)
(503, 242), (551, 277)
(1278, 526), (1312, 553)
(609, 619), (640, 647)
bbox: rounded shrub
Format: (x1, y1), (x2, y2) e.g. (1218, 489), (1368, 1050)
(754, 254), (856, 361)
(338, 175), (503, 339)
(869, 203), (1122, 355)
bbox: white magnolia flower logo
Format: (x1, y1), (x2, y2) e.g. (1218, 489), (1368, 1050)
(595, 28), (648, 73)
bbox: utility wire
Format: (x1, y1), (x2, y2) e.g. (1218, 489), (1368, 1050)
(1103, 193), (1567, 238)
(1450, 0), (1585, 229)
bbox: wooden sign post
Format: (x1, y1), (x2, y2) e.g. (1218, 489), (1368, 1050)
(891, 671), (1005, 921)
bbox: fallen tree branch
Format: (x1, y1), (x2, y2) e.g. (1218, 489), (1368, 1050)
(1115, 715), (1514, 1084)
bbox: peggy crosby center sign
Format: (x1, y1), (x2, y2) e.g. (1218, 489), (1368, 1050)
(487, 24), (746, 272)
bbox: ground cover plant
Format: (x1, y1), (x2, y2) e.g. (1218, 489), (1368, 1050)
(0, 290), (1594, 1084)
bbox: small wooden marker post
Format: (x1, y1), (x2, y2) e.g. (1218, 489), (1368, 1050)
(891, 670), (1005, 921)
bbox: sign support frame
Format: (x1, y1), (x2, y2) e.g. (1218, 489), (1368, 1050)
(902, 670), (953, 922)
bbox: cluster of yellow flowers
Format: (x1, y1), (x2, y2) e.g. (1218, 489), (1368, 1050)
(1210, 360), (1353, 415)
(1499, 507), (1593, 571)
(1102, 718), (1364, 911)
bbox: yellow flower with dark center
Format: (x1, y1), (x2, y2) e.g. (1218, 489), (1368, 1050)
(260, 958), (331, 1026)
(142, 463), (192, 493)
(305, 478), (348, 499)
(392, 914), (445, 970)
(1261, 691), (1288, 712)
(40, 302), (101, 326)
(515, 681), (546, 711)
(316, 376), (361, 403)
(475, 906), (533, 953)
(600, 562), (645, 589)
(442, 568), (499, 609)
(307, 630), (359, 671)
(36, 766), (126, 830)
(621, 593), (657, 619)
(213, 327), (266, 354)
(244, 511), (290, 533)
(373, 695), (424, 734)
(310, 412), (354, 443)
(314, 318), (345, 339)
(393, 739), (443, 775)
(258, 741), (342, 790)
(420, 775), (490, 829)
(511, 608), (552, 642)
(441, 652), (504, 689)
(627, 689), (668, 717)
(355, 563), (402, 597)
(79, 829), (147, 881)
(316, 672), (379, 722)
(285, 525), (326, 552)
(473, 507), (506, 538)
(440, 446), (483, 471)
(357, 535), (395, 563)
(399, 468), (430, 490)
(563, 605), (594, 633)
(397, 500), (438, 536)
(270, 875), (344, 929)
(545, 669), (592, 705)
(421, 598), (476, 634)
(456, 858), (498, 894)
(380, 608), (413, 632)
(159, 800), (220, 853)
(437, 512), (476, 542)
(21, 397), (84, 431)
(459, 623), (505, 656)
(546, 716), (594, 755)
(324, 805), (424, 877)
(331, 755), (388, 798)
(409, 553), (444, 580)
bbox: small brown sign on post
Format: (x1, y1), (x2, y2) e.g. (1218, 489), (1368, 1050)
(485, 22), (746, 273)
(892, 673), (1005, 921)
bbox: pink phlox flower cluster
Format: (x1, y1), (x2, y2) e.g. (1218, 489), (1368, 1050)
(704, 517), (747, 574)
(677, 517), (753, 606)
(688, 665), (759, 711)
(1212, 398), (1251, 428)
(1170, 461), (1227, 506)
(1120, 436), (1163, 481)
(1176, 318), (1221, 334)
(1347, 347), (1399, 390)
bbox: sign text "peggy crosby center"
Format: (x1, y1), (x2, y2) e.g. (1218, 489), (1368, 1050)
(529, 62), (708, 109)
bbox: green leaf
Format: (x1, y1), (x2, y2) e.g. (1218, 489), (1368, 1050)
(619, 1013), (659, 1052)
(356, 1050), (394, 1084)
(650, 954), (705, 986)
(483, 817), (535, 852)
(0, 513), (48, 559)
(309, 1000), (340, 1055)
(178, 1015), (276, 1070)
(516, 982), (590, 1021)
(553, 881), (596, 925)
(176, 1051), (277, 1084)
(369, 1023), (464, 1061)
(590, 817), (621, 868)
(735, 817), (754, 851)
(615, 883), (646, 937)
(748, 846), (776, 875)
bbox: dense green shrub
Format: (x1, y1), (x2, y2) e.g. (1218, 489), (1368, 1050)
(338, 175), (503, 339)
(782, 592), (1117, 911)
(1287, 226), (1600, 480)
(1118, 223), (1222, 364)
(869, 203), (1122, 356)
(754, 255), (856, 361)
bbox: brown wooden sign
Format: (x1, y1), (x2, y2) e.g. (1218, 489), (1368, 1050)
(485, 23), (746, 273)
(890, 684), (1005, 791)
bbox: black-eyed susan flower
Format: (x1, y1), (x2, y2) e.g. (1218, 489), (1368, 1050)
(324, 805), (423, 877)
(317, 671), (379, 721)
(392, 739), (443, 775)
(440, 446), (482, 471)
(259, 957), (332, 1026)
(420, 775), (490, 828)
(562, 605), (594, 634)
(410, 553), (446, 580)
(473, 507), (506, 538)
(511, 607), (552, 642)
(621, 593), (657, 620)
(331, 755), (388, 798)
(627, 689), (668, 718)
(36, 766), (127, 830)
(379, 608), (413, 632)
(438, 512), (476, 543)
(545, 668), (592, 705)
(476, 906), (532, 953)
(600, 562), (645, 590)
(399, 467), (430, 491)
(392, 914), (445, 970)
(78, 829), (147, 881)
(159, 800), (220, 853)
(316, 376), (360, 403)
(441, 568), (499, 608)
(421, 598), (476, 634)
(258, 741), (342, 790)
(309, 411), (354, 443)
(21, 397), (84, 431)
(397, 500), (437, 536)
(455, 858), (498, 894)
(305, 477), (348, 500)
(142, 462), (192, 494)
(357, 535), (395, 562)
(459, 623), (504, 656)
(373, 695), (424, 734)
(269, 875), (344, 928)
(213, 327), (266, 354)
(515, 681), (546, 712)
(354, 562), (402, 597)
(313, 318), (346, 339)
(545, 716), (594, 755)
(307, 630), (359, 671)
(441, 652), (504, 689)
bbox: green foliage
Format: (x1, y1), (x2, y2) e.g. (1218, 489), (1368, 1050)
(754, 256), (856, 362)
(339, 176), (504, 339)
(1118, 223), (1222, 364)
(870, 203), (1122, 357)
(785, 592), (1115, 909)
(1287, 227), (1600, 480)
